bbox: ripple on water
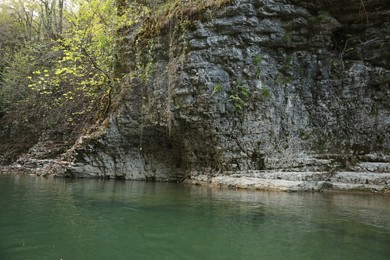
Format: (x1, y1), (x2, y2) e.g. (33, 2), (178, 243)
(0, 175), (390, 259)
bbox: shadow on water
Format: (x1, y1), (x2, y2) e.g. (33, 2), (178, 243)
(0, 175), (390, 259)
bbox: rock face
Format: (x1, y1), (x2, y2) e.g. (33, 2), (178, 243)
(64, 0), (390, 191)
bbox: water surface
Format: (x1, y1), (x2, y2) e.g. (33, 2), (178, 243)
(1, 175), (390, 259)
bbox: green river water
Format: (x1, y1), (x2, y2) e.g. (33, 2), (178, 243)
(0, 174), (390, 260)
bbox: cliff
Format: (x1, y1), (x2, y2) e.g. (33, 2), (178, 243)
(9, 0), (390, 192)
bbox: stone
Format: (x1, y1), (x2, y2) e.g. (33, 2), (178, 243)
(12, 0), (390, 192)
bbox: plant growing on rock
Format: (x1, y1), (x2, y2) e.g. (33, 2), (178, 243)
(211, 84), (223, 96)
(261, 87), (270, 98)
(228, 84), (250, 110)
(253, 54), (263, 80)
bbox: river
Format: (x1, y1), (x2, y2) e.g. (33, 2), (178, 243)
(0, 174), (389, 259)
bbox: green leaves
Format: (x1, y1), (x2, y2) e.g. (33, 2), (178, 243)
(23, 0), (131, 118)
(0, 0), (156, 161)
(0, 0), (153, 128)
(211, 84), (223, 97)
(228, 84), (250, 111)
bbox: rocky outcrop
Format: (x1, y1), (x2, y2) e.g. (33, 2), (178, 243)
(26, 0), (389, 192)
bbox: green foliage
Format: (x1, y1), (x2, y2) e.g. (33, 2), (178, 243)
(254, 55), (263, 66)
(179, 18), (191, 34)
(0, 48), (35, 112)
(276, 73), (293, 85)
(281, 55), (292, 73)
(309, 13), (328, 24)
(261, 87), (270, 98)
(0, 0), (235, 161)
(283, 33), (292, 45)
(370, 105), (378, 117)
(23, 0), (150, 118)
(0, 0), (152, 161)
(228, 84), (250, 110)
(137, 0), (233, 44)
(134, 39), (155, 83)
(211, 84), (223, 96)
(299, 130), (310, 140)
(253, 54), (263, 80)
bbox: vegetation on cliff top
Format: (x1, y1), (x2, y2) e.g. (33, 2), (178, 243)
(0, 0), (231, 164)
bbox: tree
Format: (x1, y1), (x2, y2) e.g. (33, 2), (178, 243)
(25, 0), (150, 117)
(0, 0), (150, 157)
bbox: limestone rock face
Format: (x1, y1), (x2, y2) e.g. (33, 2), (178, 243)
(65, 0), (390, 190)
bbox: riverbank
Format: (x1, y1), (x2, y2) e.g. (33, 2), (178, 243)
(184, 171), (390, 194)
(2, 161), (390, 194)
(1, 0), (390, 196)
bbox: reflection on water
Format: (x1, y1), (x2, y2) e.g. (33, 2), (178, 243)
(0, 175), (390, 259)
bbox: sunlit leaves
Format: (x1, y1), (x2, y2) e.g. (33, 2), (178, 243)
(1, 0), (152, 141)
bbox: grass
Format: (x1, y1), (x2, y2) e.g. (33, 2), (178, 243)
(136, 0), (233, 43)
